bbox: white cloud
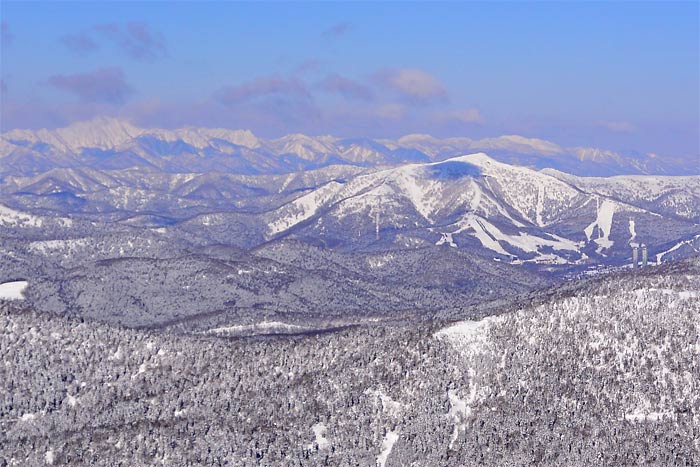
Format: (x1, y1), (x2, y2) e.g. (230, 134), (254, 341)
(376, 68), (448, 103)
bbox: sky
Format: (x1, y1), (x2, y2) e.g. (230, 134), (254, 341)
(0, 1), (698, 156)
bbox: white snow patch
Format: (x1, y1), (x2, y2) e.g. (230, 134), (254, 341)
(469, 180), (482, 211)
(0, 204), (43, 227)
(463, 215), (510, 256)
(436, 315), (503, 359)
(436, 232), (457, 248)
(391, 166), (441, 221)
(458, 214), (580, 260)
(438, 318), (496, 447)
(108, 347), (123, 361)
(628, 218), (636, 244)
(310, 422), (330, 450)
(447, 387), (479, 448)
(584, 199), (616, 251)
(377, 430), (399, 467)
(634, 288), (699, 300)
(364, 389), (404, 416)
(536, 183), (545, 226)
(367, 253), (394, 269)
(44, 450), (54, 465)
(0, 281), (28, 300)
(268, 181), (343, 235)
(624, 410), (674, 422)
(436, 315), (504, 449)
(278, 173), (296, 193)
(19, 413), (36, 422)
(206, 321), (308, 336)
(437, 318), (492, 352)
(65, 394), (78, 407)
(29, 238), (89, 255)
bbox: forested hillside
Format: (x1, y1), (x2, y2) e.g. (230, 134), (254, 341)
(1, 259), (698, 466)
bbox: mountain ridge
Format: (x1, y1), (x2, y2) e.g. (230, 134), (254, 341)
(2, 150), (697, 274)
(2, 117), (697, 177)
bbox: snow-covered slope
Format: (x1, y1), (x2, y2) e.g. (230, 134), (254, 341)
(543, 169), (700, 222)
(260, 153), (698, 265)
(0, 204), (44, 227)
(0, 281), (28, 300)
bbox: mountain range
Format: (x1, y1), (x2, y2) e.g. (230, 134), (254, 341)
(2, 117), (697, 177)
(0, 118), (698, 330)
(1, 120), (698, 270)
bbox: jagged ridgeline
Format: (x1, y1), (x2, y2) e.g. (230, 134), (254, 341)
(1, 260), (698, 465)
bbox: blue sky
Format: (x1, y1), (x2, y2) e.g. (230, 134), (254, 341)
(1, 1), (698, 156)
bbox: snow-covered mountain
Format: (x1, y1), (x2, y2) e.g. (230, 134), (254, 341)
(1, 117), (698, 276)
(2, 118), (697, 177)
(258, 153), (699, 265)
(2, 145), (697, 273)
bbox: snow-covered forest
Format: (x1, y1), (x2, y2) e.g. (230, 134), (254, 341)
(2, 259), (698, 466)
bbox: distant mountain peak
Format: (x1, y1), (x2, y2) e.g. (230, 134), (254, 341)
(57, 117), (144, 149)
(472, 135), (564, 156)
(397, 133), (439, 143)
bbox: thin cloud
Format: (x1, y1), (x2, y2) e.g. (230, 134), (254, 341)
(95, 22), (167, 62)
(1, 22), (13, 46)
(435, 108), (485, 125)
(602, 121), (636, 133)
(0, 92), (134, 130)
(215, 75), (310, 106)
(60, 32), (99, 54)
(321, 22), (350, 39)
(375, 68), (448, 104)
(211, 75), (321, 134)
(121, 96), (321, 136)
(48, 67), (133, 105)
(318, 74), (373, 101)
